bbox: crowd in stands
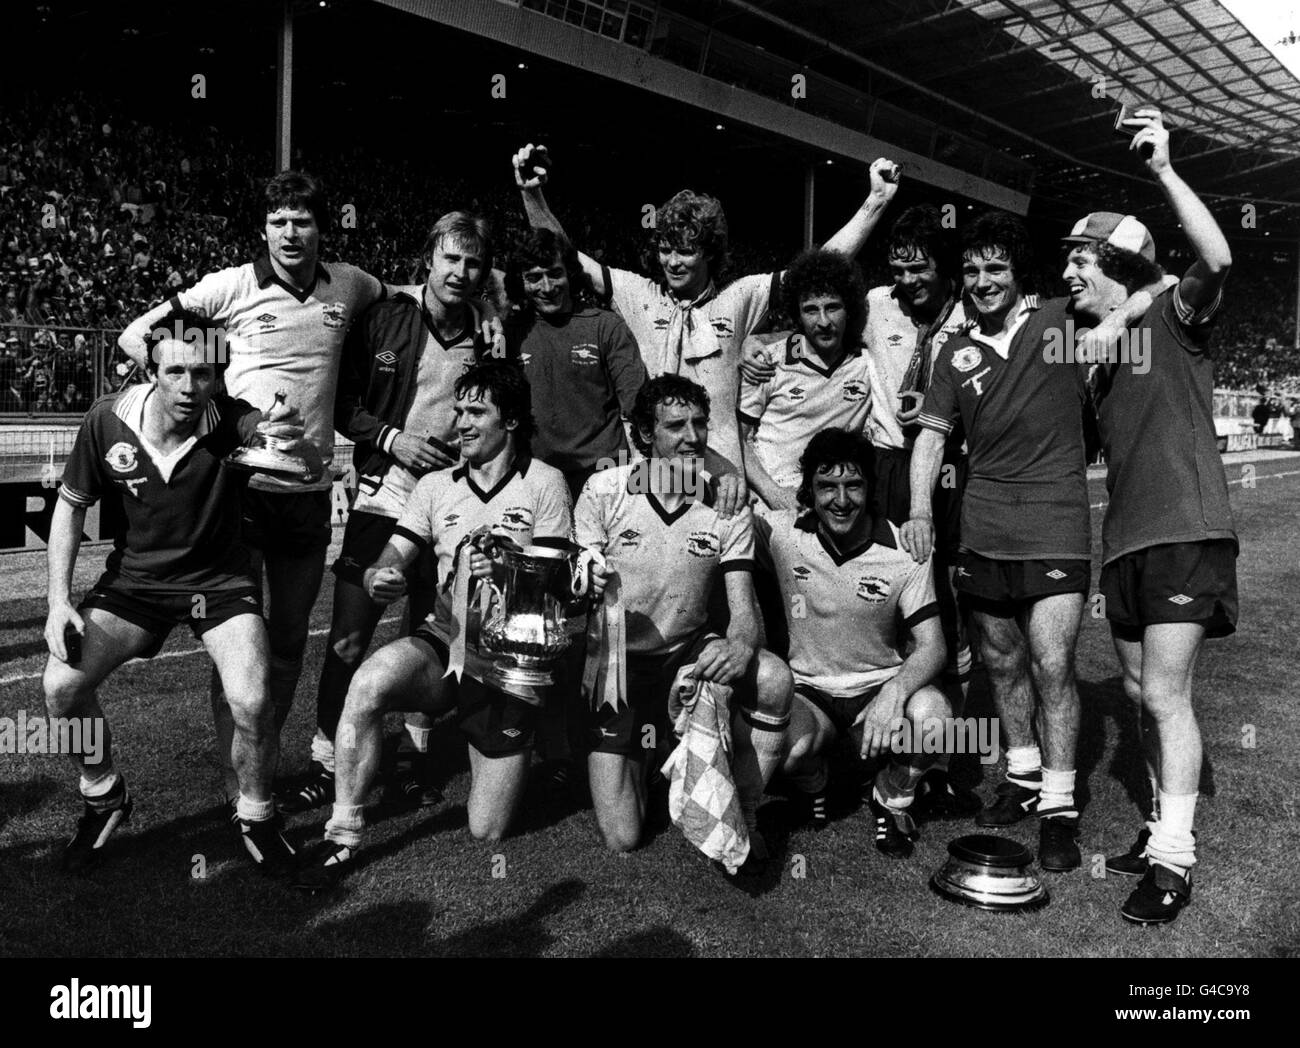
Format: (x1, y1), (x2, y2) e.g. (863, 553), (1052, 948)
(1, 91), (1296, 413)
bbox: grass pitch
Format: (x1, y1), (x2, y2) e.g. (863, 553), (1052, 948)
(1, 454), (1298, 957)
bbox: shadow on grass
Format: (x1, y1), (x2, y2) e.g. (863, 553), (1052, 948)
(0, 775), (59, 832)
(592, 926), (696, 957)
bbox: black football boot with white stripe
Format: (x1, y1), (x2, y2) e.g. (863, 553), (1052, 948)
(62, 780), (133, 873)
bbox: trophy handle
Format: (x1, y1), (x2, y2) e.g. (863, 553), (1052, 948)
(571, 548), (606, 598)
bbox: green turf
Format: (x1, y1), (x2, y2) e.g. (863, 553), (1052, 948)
(2, 460), (1299, 957)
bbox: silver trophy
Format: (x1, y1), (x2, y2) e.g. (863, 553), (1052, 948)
(226, 389), (312, 478)
(479, 542), (604, 689)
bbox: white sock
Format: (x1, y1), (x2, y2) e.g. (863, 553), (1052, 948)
(1006, 745), (1041, 787)
(1147, 790), (1197, 871)
(873, 783), (914, 813)
(746, 710), (789, 788)
(403, 723), (431, 754)
(875, 762), (923, 808)
(325, 803), (365, 849)
(80, 768), (120, 798)
(1039, 767), (1076, 814)
(310, 732), (336, 773)
(236, 795), (274, 823)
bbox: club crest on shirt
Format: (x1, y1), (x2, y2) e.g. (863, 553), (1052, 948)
(842, 380), (869, 401)
(856, 575), (889, 602)
(499, 507), (533, 532)
(686, 530), (720, 558)
(710, 318), (734, 338)
(952, 346), (983, 373)
(933, 331), (950, 349)
(570, 344), (599, 366)
(321, 302), (348, 329)
(104, 441), (138, 473)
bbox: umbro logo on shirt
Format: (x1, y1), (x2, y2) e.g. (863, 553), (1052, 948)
(1168, 594), (1193, 605)
(375, 351), (398, 366)
(255, 313), (276, 325)
(443, 513), (460, 526)
(618, 529), (641, 547)
(789, 386), (807, 402)
(792, 566), (810, 580)
(1045, 569), (1067, 580)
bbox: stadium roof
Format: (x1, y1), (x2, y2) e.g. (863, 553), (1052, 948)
(700, 0), (1300, 236)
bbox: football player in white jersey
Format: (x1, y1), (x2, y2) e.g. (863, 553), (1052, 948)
(575, 375), (793, 861)
(118, 172), (387, 817)
(762, 428), (949, 857)
(512, 144), (899, 472)
(293, 362), (573, 891)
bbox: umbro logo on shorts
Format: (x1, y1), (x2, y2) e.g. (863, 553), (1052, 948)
(375, 351), (398, 366)
(1045, 569), (1067, 580)
(501, 728), (521, 738)
(1168, 594), (1193, 605)
(241, 595), (258, 605)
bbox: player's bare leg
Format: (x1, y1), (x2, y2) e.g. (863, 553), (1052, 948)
(1108, 634), (1162, 875)
(780, 696), (836, 827)
(1023, 592), (1085, 870)
(1117, 622), (1204, 921)
(294, 636), (452, 891)
(280, 576), (386, 813)
(203, 613), (297, 876)
(466, 745), (531, 841)
(868, 683), (950, 857)
(588, 751), (647, 853)
(971, 609), (1042, 826)
(729, 649), (793, 859)
(44, 607), (157, 870)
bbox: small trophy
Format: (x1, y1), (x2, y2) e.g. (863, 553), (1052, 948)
(226, 389), (312, 478)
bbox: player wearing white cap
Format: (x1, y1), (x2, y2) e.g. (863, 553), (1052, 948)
(1061, 109), (1236, 925)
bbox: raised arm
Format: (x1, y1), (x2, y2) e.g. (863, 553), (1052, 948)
(118, 299), (177, 368)
(512, 143), (607, 299)
(821, 158), (900, 261)
(1127, 109), (1231, 313)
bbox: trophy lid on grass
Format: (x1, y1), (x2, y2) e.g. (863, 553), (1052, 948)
(930, 834), (1049, 912)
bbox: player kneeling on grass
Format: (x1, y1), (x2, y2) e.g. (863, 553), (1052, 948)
(43, 324), (314, 876)
(574, 375), (793, 862)
(293, 361), (573, 892)
(762, 428), (949, 857)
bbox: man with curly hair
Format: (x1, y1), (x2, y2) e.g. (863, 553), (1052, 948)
(736, 249), (873, 513)
(1062, 109), (1236, 925)
(513, 144), (899, 469)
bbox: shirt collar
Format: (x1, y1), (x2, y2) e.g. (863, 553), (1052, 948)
(966, 293), (1040, 352)
(112, 384), (217, 482)
(253, 253), (329, 296)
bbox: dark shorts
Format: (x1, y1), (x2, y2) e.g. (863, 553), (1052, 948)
(956, 552), (1090, 615)
(873, 445), (965, 557)
(241, 489), (332, 555)
(332, 510), (398, 586)
(795, 681), (884, 739)
(587, 632), (758, 758)
(411, 626), (537, 757)
(1101, 539), (1238, 641)
(82, 579), (262, 659)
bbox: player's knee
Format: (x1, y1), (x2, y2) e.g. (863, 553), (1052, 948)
(753, 651), (793, 718)
(43, 664), (88, 718)
(330, 632), (368, 669)
(1029, 647), (1075, 693)
(1141, 679), (1193, 719)
(225, 684), (272, 730)
(907, 685), (950, 726)
(344, 664), (392, 718)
